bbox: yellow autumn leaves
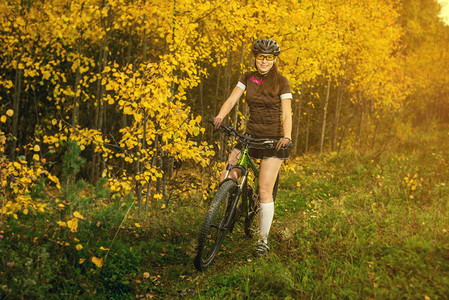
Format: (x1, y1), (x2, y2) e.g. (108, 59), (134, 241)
(0, 0), (445, 224)
(56, 211), (109, 268)
(91, 257), (103, 268)
(57, 211), (84, 232)
(97, 61), (213, 197)
(404, 173), (424, 200)
(0, 0), (420, 217)
(32, 144), (40, 161)
(87, 248), (110, 268)
(0, 109), (13, 123)
(0, 129), (59, 218)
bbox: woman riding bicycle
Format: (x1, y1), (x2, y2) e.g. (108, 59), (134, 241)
(213, 38), (293, 256)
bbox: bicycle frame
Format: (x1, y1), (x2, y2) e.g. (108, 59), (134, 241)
(223, 147), (259, 188)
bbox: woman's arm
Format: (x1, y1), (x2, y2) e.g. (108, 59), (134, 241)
(213, 86), (245, 129)
(282, 98), (292, 138)
(276, 98), (292, 150)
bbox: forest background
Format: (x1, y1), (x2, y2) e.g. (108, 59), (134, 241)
(1, 0), (449, 298)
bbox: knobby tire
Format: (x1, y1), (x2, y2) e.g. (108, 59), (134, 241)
(244, 186), (259, 238)
(194, 180), (238, 271)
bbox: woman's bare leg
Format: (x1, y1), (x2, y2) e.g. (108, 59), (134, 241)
(258, 157), (283, 203)
(257, 157), (283, 245)
(219, 148), (242, 182)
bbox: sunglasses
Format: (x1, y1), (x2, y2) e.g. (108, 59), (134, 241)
(255, 54), (276, 61)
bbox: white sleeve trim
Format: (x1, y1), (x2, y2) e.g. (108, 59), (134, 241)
(280, 93), (293, 100)
(237, 81), (246, 91)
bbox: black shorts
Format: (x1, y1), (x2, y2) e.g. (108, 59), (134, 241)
(234, 135), (290, 160)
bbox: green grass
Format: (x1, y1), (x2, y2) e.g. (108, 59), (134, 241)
(191, 126), (449, 299)
(1, 126), (449, 298)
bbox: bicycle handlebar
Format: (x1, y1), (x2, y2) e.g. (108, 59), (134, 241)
(208, 118), (292, 149)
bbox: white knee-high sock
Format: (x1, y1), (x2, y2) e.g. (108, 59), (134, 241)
(259, 202), (274, 244)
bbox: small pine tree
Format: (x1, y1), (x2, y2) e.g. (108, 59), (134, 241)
(61, 139), (86, 197)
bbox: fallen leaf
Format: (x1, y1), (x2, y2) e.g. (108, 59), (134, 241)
(91, 256), (103, 268)
(73, 211), (84, 219)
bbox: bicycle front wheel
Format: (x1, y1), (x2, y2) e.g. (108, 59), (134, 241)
(194, 180), (238, 271)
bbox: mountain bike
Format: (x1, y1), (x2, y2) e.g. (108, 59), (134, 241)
(193, 120), (286, 271)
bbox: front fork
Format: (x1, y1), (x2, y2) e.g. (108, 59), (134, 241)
(220, 164), (250, 232)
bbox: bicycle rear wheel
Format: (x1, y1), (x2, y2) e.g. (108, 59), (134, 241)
(194, 180), (238, 271)
(244, 185), (260, 238)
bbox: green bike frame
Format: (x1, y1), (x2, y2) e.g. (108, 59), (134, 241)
(238, 148), (259, 177)
(223, 147), (259, 197)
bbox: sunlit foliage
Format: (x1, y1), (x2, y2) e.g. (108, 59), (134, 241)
(0, 0), (448, 219)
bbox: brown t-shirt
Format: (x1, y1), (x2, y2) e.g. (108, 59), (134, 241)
(237, 71), (292, 137)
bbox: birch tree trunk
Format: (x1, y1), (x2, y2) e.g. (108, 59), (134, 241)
(232, 41), (245, 130)
(219, 54), (232, 161)
(11, 67), (22, 159)
(145, 135), (159, 215)
(332, 80), (344, 151)
(91, 1), (109, 183)
(137, 15), (148, 216)
(72, 43), (82, 129)
(292, 85), (303, 157)
(305, 106), (311, 153)
(319, 79), (331, 154)
(357, 98), (365, 148)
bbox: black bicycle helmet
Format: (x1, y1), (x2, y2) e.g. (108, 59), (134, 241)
(251, 38), (281, 56)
